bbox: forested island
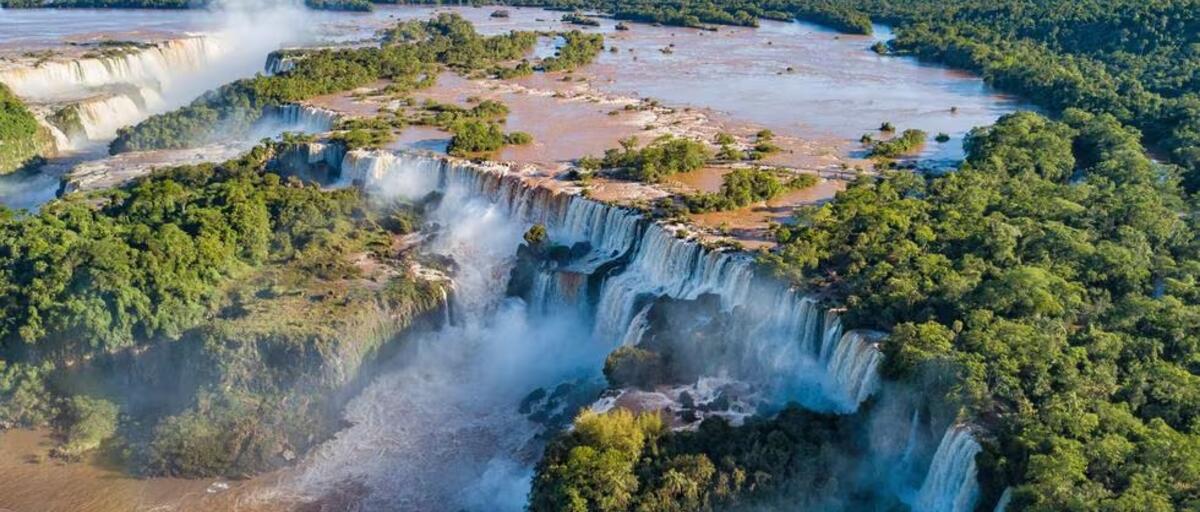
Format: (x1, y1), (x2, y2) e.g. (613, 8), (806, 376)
(0, 2), (1197, 512)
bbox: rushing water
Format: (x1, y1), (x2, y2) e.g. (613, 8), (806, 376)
(0, 6), (1010, 509)
(249, 148), (981, 511)
(916, 426), (984, 512)
(0, 144), (988, 511)
(0, 5), (348, 209)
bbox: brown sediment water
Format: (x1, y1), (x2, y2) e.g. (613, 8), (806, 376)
(583, 20), (1026, 164)
(0, 5), (1029, 509)
(405, 73), (656, 167)
(0, 428), (290, 512)
(664, 166), (845, 249)
(323, 5), (1025, 163)
(317, 70), (860, 175)
(669, 166), (732, 193)
(297, 4), (1023, 166)
(687, 179), (846, 250)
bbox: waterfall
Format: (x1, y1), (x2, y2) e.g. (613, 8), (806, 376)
(529, 269), (589, 315)
(0, 37), (223, 100)
(589, 223), (757, 345)
(270, 146), (990, 509)
(915, 425), (983, 512)
(265, 51), (299, 75)
(340, 150), (444, 197)
(825, 330), (883, 406)
(71, 87), (164, 143)
(993, 487), (1013, 512)
(38, 119), (71, 153)
(619, 305), (652, 346)
(325, 149), (886, 413)
(899, 408), (923, 469)
(256, 104), (339, 136)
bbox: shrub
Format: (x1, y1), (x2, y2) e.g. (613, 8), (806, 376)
(685, 167), (816, 213)
(447, 120), (505, 156)
(541, 31), (605, 72)
(58, 396), (119, 460)
(599, 135), (711, 183)
(505, 131), (534, 145)
(604, 346), (667, 388)
(868, 128), (928, 158)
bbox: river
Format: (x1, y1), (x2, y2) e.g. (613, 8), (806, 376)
(0, 5), (1019, 512)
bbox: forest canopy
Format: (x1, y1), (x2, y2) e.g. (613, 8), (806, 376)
(761, 109), (1200, 511)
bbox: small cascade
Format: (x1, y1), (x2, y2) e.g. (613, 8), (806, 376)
(256, 104), (339, 136)
(914, 426), (983, 512)
(38, 118), (71, 153)
(619, 305), (652, 346)
(0, 37), (223, 100)
(439, 287), (453, 327)
(993, 487), (1013, 512)
(529, 269), (589, 315)
(819, 311), (845, 362)
(264, 51), (299, 75)
(824, 330), (883, 406)
(899, 408), (923, 470)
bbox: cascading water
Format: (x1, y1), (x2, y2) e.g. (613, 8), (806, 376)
(265, 147), (988, 511)
(264, 51), (299, 75)
(69, 87), (165, 143)
(914, 426), (983, 512)
(0, 37), (223, 100)
(254, 104), (339, 137)
(268, 149), (612, 511)
(307, 149), (887, 415)
(620, 304), (653, 346)
(993, 487), (1013, 512)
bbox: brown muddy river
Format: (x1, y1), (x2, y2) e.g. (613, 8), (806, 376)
(349, 5), (1026, 163)
(0, 5), (1030, 512)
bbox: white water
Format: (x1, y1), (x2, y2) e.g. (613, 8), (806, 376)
(252, 148), (989, 511)
(264, 51), (298, 75)
(993, 487), (1013, 512)
(591, 221), (883, 412)
(72, 87), (166, 143)
(0, 37), (222, 102)
(0, 2), (352, 210)
(267, 150), (610, 511)
(1, 38), (218, 153)
(915, 425), (983, 512)
(252, 104), (339, 137)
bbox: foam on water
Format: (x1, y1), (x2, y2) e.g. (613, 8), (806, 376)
(257, 148), (986, 511)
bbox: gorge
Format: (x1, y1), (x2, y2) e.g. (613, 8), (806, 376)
(0, 3), (1196, 512)
(244, 145), (986, 511)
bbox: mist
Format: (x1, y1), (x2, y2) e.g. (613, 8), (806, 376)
(0, 0), (332, 210)
(163, 0), (318, 107)
(231, 149), (979, 511)
(264, 158), (611, 511)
